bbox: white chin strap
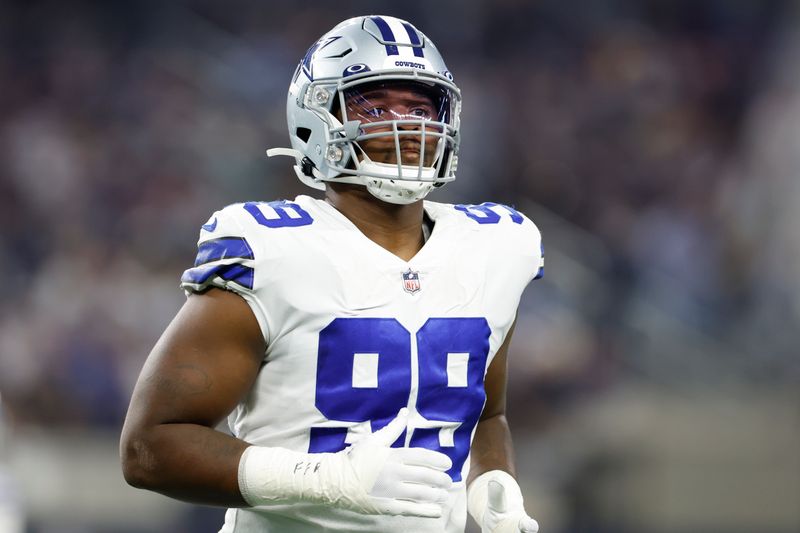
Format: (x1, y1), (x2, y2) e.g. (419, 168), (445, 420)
(267, 147), (439, 204)
(357, 161), (437, 205)
(320, 157), (439, 205)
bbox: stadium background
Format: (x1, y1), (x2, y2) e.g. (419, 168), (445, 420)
(0, 0), (798, 531)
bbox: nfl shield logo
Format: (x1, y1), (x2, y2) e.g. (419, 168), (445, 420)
(402, 269), (421, 294)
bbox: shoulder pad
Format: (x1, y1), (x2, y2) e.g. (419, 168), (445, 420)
(180, 204), (257, 292)
(452, 202), (544, 280)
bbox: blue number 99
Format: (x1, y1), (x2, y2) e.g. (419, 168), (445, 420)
(309, 317), (491, 482)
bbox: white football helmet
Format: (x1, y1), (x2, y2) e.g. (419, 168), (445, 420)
(268, 15), (462, 204)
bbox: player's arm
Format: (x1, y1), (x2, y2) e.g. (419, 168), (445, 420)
(469, 320), (517, 484)
(121, 287), (452, 515)
(467, 320), (539, 532)
(120, 287), (264, 506)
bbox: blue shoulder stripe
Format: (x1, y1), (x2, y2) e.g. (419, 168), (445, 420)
(181, 263), (255, 290)
(194, 237), (254, 267)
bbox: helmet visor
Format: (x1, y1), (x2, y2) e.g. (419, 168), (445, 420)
(340, 80), (455, 169)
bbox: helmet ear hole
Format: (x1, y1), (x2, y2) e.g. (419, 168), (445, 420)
(296, 128), (312, 143)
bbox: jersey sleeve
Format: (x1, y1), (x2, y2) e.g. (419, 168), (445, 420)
(180, 205), (270, 342)
(455, 202), (544, 284)
(524, 214), (545, 282)
(504, 210), (544, 285)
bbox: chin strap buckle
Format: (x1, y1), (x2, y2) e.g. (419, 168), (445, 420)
(265, 147), (317, 177)
(300, 157), (316, 177)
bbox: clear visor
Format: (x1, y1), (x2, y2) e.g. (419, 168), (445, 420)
(338, 80), (455, 170)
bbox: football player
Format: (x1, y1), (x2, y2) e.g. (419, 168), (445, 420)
(121, 15), (543, 533)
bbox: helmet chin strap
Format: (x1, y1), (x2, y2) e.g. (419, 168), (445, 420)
(364, 179), (435, 204)
(266, 138), (438, 203)
(265, 147), (303, 159)
(355, 154), (437, 204)
(266, 148), (327, 191)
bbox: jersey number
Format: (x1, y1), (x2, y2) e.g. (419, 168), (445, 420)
(242, 201), (523, 227)
(310, 317), (491, 482)
(243, 201), (314, 228)
(455, 202), (523, 224)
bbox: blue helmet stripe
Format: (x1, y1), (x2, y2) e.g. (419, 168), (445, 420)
(181, 263), (255, 289)
(193, 237), (254, 267)
(401, 22), (425, 58)
(371, 17), (399, 56)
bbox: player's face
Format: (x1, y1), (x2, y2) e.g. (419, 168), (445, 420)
(343, 81), (445, 167)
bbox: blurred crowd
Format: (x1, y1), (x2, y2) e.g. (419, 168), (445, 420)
(0, 0), (798, 530)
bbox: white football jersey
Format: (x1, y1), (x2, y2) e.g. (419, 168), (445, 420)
(180, 195), (543, 533)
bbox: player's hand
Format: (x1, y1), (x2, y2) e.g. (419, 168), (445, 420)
(237, 408), (451, 516)
(468, 470), (539, 533)
(478, 479), (539, 533)
(344, 408), (453, 518)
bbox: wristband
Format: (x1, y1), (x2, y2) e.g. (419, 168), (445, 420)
(238, 445), (366, 509)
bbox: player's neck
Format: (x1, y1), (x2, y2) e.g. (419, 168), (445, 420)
(325, 184), (425, 262)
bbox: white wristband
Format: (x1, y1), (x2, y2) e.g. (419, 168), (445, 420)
(237, 409), (452, 518)
(238, 445), (361, 509)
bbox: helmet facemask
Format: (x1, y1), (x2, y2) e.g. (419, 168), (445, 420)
(306, 72), (461, 204)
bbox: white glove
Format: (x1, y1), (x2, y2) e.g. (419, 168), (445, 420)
(239, 408), (453, 517)
(467, 470), (539, 533)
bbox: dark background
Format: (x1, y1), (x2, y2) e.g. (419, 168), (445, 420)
(0, 1), (798, 532)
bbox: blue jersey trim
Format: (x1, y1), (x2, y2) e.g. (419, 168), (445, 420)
(181, 263), (255, 290)
(201, 217), (218, 232)
(534, 242), (544, 280)
(193, 237), (254, 267)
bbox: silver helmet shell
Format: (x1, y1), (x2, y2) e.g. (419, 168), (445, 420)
(280, 15), (461, 204)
